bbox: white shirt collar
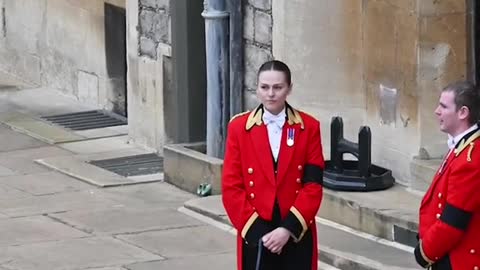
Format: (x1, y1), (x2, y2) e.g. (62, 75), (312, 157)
(448, 123), (479, 149)
(262, 107), (286, 123)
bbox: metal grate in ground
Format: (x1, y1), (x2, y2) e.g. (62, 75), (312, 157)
(89, 153), (163, 177)
(41, 110), (127, 131)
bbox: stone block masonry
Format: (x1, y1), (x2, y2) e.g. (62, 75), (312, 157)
(138, 0), (170, 60)
(243, 0), (273, 109)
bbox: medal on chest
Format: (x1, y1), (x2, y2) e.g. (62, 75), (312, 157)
(287, 128), (295, 147)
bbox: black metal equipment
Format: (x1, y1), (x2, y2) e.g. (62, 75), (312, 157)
(323, 117), (395, 191)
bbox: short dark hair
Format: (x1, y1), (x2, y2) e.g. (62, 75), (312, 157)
(257, 60), (292, 85)
(443, 80), (480, 124)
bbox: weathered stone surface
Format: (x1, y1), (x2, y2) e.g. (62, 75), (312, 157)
(364, 0), (397, 84)
(117, 225), (235, 258)
(139, 0), (157, 8)
(254, 10), (272, 45)
(244, 44), (271, 90)
(0, 189), (120, 217)
(164, 143), (223, 195)
(2, 237), (162, 270)
(0, 183), (29, 200)
(0, 146), (72, 175)
(102, 182), (195, 209)
(127, 253), (235, 270)
(139, 9), (168, 43)
(0, 125), (46, 152)
(243, 90), (258, 110)
(418, 0), (465, 16)
(51, 208), (203, 235)
(248, 0), (271, 11)
(243, 4), (254, 41)
(77, 71), (99, 105)
(139, 37), (157, 59)
(1, 171), (91, 196)
(0, 215), (88, 246)
(0, 164), (15, 177)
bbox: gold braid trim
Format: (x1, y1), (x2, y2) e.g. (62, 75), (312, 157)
(467, 142), (474, 162)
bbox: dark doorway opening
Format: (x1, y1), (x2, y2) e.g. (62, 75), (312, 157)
(104, 3), (127, 117)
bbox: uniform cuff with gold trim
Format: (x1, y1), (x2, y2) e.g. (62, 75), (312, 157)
(241, 213), (271, 245)
(281, 207), (308, 242)
(414, 240), (434, 268)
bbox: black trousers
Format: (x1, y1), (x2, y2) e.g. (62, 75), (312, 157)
(242, 202), (313, 270)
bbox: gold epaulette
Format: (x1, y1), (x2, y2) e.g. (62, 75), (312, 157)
(455, 130), (480, 162)
(229, 111), (249, 123)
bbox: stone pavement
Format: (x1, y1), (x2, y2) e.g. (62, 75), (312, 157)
(0, 123), (237, 270)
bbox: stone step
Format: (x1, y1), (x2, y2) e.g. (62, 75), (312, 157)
(319, 184), (421, 248)
(183, 195), (418, 270)
(410, 158), (441, 192)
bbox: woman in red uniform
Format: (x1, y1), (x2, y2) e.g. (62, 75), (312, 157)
(222, 60), (324, 270)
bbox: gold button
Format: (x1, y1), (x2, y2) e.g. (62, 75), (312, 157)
(298, 165), (303, 170)
(248, 168), (253, 174)
(438, 193), (442, 198)
(249, 181), (254, 187)
(250, 193), (255, 199)
(274, 170), (277, 174)
(471, 249), (476, 254)
(474, 266), (478, 270)
(436, 213), (441, 219)
(309, 220), (313, 224)
(295, 190), (299, 194)
(438, 203), (442, 208)
(296, 178), (301, 184)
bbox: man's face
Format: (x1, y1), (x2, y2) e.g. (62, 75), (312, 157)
(434, 90), (463, 136)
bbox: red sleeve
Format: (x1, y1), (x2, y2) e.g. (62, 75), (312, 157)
(282, 119), (324, 241)
(417, 159), (480, 264)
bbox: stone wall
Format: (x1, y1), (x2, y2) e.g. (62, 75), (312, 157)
(138, 0), (170, 59)
(0, 0), (127, 114)
(271, 0), (468, 186)
(126, 0), (171, 153)
(243, 0), (273, 110)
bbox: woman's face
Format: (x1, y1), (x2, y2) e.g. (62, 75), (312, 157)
(256, 70), (291, 115)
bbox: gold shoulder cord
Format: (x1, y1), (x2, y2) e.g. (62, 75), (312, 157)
(467, 142), (474, 162)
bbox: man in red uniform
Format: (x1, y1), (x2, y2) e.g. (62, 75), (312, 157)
(222, 60), (324, 270)
(415, 81), (480, 270)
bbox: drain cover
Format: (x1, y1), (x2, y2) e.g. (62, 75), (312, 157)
(89, 153), (163, 177)
(41, 110), (127, 131)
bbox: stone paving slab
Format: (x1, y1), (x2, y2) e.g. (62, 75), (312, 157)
(74, 125), (128, 139)
(0, 189), (121, 218)
(117, 225), (235, 259)
(1, 237), (162, 270)
(0, 146), (72, 175)
(1, 171), (92, 196)
(0, 215), (88, 246)
(0, 183), (30, 200)
(0, 124), (46, 152)
(102, 182), (196, 209)
(57, 136), (135, 155)
(126, 253), (235, 270)
(0, 112), (85, 144)
(0, 165), (15, 177)
(50, 207), (204, 235)
(79, 266), (128, 270)
(36, 155), (161, 187)
(0, 87), (95, 116)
